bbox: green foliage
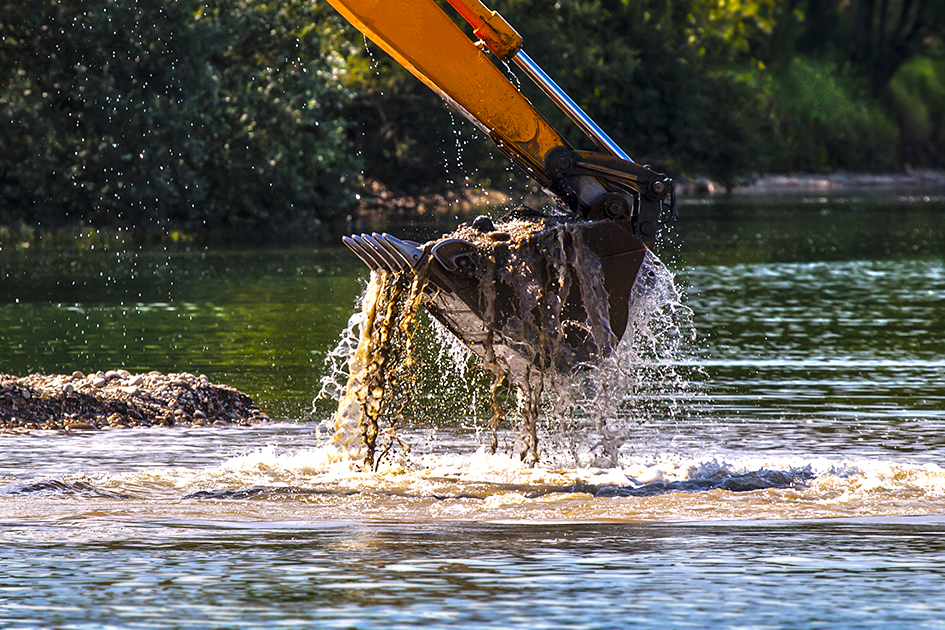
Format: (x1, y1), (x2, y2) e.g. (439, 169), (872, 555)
(689, 0), (781, 61)
(762, 59), (900, 173)
(0, 0), (360, 240)
(890, 57), (945, 166)
(333, 22), (513, 195)
(336, 0), (916, 191)
(480, 0), (775, 183)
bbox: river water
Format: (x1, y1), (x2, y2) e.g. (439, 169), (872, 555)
(2, 196), (945, 628)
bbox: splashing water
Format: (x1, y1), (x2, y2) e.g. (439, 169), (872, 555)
(319, 219), (694, 470)
(543, 251), (696, 468)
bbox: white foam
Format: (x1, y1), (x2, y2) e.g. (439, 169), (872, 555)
(12, 438), (944, 523)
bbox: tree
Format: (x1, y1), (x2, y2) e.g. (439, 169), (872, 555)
(852, 0), (944, 95)
(491, 0), (775, 183)
(0, 0), (359, 240)
(770, 0), (945, 95)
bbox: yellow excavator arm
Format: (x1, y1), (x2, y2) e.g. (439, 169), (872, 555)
(323, 0), (566, 187)
(324, 0), (675, 240)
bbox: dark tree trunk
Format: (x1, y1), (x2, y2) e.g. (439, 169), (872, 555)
(852, 0), (941, 95)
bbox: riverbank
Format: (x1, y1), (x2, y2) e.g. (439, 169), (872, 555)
(3, 170), (943, 250)
(0, 371), (271, 432)
(351, 170), (945, 224)
(679, 169), (945, 197)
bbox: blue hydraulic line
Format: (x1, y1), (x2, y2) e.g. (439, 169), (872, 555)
(511, 50), (634, 163)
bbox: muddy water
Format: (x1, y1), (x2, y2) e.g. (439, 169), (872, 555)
(2, 197), (945, 627)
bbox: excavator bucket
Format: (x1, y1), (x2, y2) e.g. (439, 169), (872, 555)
(344, 213), (647, 386)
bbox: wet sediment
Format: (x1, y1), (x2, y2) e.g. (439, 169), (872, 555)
(327, 210), (691, 471)
(0, 371), (270, 431)
(331, 271), (428, 468)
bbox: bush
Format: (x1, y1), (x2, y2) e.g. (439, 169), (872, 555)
(0, 0), (360, 241)
(493, 0), (775, 185)
(333, 0), (779, 192)
(763, 58), (901, 172)
(889, 57), (945, 167)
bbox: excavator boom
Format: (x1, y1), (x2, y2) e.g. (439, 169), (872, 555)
(324, 0), (567, 186)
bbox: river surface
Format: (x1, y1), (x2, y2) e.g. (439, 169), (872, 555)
(2, 196), (945, 628)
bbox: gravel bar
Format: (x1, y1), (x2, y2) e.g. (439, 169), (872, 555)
(0, 370), (271, 431)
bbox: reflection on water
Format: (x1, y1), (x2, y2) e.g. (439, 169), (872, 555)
(3, 515), (944, 629)
(1, 197), (945, 628)
(670, 195), (945, 264)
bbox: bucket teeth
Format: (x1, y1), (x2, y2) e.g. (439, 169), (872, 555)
(342, 236), (379, 271)
(346, 235), (389, 271)
(363, 233), (401, 270)
(343, 232), (426, 273)
(378, 233), (424, 270)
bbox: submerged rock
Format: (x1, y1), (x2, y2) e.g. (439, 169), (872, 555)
(0, 371), (271, 432)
